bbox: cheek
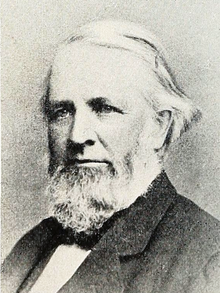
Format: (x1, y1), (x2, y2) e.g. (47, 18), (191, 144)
(99, 113), (151, 157)
(49, 125), (70, 158)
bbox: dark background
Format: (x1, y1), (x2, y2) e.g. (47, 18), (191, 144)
(2, 0), (220, 259)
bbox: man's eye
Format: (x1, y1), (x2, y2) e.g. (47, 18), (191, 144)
(50, 108), (72, 122)
(96, 104), (113, 113)
(92, 103), (123, 115)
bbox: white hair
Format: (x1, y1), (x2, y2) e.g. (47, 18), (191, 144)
(55, 20), (201, 145)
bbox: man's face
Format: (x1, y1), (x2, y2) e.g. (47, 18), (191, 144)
(47, 43), (161, 234)
(49, 43), (158, 171)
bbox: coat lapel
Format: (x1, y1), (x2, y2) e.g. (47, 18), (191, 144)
(2, 217), (64, 293)
(113, 171), (177, 256)
(58, 241), (124, 293)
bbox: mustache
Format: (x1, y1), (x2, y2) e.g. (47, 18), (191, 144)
(58, 159), (116, 176)
(67, 158), (112, 165)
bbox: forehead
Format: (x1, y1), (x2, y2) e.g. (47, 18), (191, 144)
(50, 43), (153, 101)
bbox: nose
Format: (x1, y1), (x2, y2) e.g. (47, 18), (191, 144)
(68, 111), (96, 147)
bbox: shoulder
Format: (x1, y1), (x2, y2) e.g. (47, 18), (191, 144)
(153, 193), (220, 289)
(6, 218), (59, 257)
(156, 193), (220, 253)
(148, 171), (220, 249)
(131, 193), (220, 292)
(170, 194), (220, 245)
(2, 217), (60, 276)
(1, 218), (60, 293)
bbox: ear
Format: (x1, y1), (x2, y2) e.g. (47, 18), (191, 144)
(153, 110), (173, 151)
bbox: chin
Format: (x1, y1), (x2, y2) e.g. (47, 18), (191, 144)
(47, 145), (161, 234)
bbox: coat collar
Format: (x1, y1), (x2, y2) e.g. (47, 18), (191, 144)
(93, 170), (177, 256)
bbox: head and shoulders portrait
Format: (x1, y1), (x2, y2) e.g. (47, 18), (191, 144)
(1, 2), (220, 293)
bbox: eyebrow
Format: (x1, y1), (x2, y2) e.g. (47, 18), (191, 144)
(49, 97), (112, 110)
(48, 100), (75, 108)
(86, 97), (112, 106)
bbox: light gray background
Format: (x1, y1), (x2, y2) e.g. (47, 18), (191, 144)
(1, 0), (220, 259)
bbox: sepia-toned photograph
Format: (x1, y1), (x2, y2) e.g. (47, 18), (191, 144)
(1, 1), (220, 292)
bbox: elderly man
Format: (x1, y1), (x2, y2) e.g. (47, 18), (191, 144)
(2, 20), (220, 293)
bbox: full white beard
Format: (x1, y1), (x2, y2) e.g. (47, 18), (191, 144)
(47, 136), (161, 235)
